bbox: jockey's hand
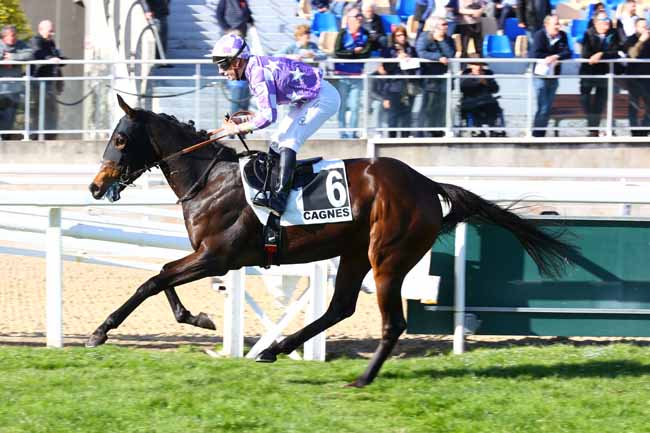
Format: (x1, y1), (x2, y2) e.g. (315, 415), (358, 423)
(221, 120), (243, 136)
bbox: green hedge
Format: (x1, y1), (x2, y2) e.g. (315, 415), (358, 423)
(0, 0), (32, 39)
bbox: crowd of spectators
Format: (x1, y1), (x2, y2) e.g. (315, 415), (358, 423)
(289, 0), (650, 137)
(0, 21), (66, 140)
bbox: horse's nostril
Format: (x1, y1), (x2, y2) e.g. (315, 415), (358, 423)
(89, 183), (99, 194)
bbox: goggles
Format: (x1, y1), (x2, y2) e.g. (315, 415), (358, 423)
(213, 40), (248, 70)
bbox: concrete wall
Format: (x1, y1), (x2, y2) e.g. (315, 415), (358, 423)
(1, 139), (648, 168)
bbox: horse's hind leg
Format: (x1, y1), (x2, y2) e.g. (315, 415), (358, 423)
(256, 253), (370, 362)
(164, 288), (216, 330)
(348, 270), (407, 388)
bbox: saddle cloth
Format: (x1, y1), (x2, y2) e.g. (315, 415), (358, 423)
(239, 153), (353, 227)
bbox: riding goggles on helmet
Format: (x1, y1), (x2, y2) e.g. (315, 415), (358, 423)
(213, 40), (248, 70)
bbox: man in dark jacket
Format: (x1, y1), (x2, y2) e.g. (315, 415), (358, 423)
(580, 12), (621, 136)
(623, 17), (650, 135)
(460, 55), (502, 136)
(144, 0), (170, 60)
(334, 8), (371, 138)
(216, 0), (254, 38)
(0, 25), (33, 139)
(30, 20), (64, 139)
(361, 2), (386, 51)
(415, 17), (456, 137)
(531, 14), (572, 137)
(516, 0), (551, 36)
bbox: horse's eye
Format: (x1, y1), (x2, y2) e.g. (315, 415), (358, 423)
(115, 134), (127, 150)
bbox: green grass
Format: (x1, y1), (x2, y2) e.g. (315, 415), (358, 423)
(2, 344), (650, 433)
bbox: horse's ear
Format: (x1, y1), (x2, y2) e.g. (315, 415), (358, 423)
(117, 94), (136, 118)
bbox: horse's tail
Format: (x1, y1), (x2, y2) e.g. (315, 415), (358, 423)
(436, 182), (579, 278)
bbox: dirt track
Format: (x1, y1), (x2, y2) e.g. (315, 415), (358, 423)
(3, 254), (648, 358)
(0, 253), (457, 357)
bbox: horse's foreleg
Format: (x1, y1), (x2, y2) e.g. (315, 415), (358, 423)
(256, 253), (370, 362)
(86, 250), (217, 347)
(164, 288), (216, 330)
(348, 271), (406, 388)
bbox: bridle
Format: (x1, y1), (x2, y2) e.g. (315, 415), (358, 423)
(114, 110), (254, 189)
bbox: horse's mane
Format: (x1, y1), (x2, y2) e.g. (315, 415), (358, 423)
(142, 109), (239, 162)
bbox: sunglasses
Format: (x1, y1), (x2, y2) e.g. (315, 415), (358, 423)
(394, 33), (406, 36)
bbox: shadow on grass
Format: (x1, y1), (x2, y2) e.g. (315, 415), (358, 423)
(381, 359), (650, 381)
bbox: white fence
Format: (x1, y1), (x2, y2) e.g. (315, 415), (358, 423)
(2, 164), (650, 356)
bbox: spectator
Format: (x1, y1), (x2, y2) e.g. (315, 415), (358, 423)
(516, 0), (551, 37)
(456, 0), (485, 57)
(586, 2), (607, 29)
(623, 17), (650, 135)
(531, 15), (572, 137)
(415, 16), (456, 136)
(495, 0), (517, 34)
(30, 20), (65, 140)
(216, 0), (254, 38)
(144, 0), (170, 62)
(334, 8), (372, 138)
(414, 0), (436, 36)
(216, 0), (255, 115)
(580, 12), (621, 136)
(311, 0), (331, 13)
(616, 0), (638, 43)
(369, 65), (388, 136)
(460, 54), (502, 136)
(382, 25), (419, 137)
(0, 25), (33, 140)
(277, 24), (326, 61)
(361, 2), (387, 51)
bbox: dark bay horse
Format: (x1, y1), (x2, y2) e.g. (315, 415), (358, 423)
(87, 95), (578, 387)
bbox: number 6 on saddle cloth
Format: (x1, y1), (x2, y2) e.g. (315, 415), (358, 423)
(240, 151), (353, 266)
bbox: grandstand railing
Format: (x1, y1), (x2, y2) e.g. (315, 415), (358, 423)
(0, 58), (646, 140)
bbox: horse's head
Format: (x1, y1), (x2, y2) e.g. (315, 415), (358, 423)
(89, 95), (159, 201)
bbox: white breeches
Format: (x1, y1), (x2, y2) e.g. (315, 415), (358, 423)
(271, 79), (341, 153)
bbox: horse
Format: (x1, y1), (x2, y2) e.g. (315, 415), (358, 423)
(87, 95), (579, 387)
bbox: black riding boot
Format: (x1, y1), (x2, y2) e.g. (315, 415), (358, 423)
(268, 148), (296, 216)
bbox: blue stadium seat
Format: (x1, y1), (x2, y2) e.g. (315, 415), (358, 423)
(380, 14), (403, 34)
(396, 0), (416, 20)
(570, 19), (588, 43)
(567, 35), (580, 58)
(503, 17), (526, 41)
(482, 34), (514, 58)
(311, 12), (339, 37)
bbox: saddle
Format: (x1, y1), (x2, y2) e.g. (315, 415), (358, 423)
(242, 151), (322, 192)
(242, 150), (323, 267)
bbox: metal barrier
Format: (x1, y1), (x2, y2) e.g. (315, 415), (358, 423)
(0, 58), (647, 140)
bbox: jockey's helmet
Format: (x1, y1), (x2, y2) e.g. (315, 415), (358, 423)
(211, 33), (250, 70)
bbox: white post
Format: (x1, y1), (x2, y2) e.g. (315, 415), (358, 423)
(46, 207), (63, 348)
(453, 223), (467, 354)
(222, 269), (245, 357)
(304, 261), (327, 361)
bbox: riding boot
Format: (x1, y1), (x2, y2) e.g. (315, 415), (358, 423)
(268, 147), (296, 217)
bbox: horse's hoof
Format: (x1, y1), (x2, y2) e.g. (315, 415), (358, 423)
(195, 312), (216, 330)
(345, 379), (369, 388)
(85, 332), (107, 348)
(255, 349), (277, 363)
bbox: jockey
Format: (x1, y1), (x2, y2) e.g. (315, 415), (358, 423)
(212, 33), (341, 217)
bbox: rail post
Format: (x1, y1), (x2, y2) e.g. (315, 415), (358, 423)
(304, 261), (327, 361)
(222, 269), (245, 357)
(453, 222), (467, 354)
(46, 207), (63, 348)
